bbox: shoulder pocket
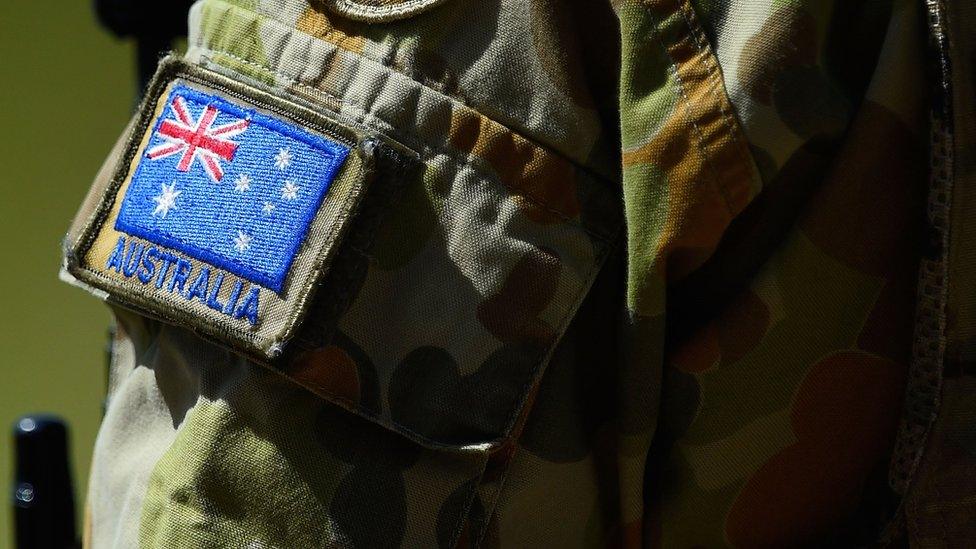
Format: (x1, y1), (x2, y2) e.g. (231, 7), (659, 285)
(69, 9), (622, 545)
(70, 4), (622, 454)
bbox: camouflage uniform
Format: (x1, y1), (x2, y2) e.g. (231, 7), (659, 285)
(61, 0), (975, 546)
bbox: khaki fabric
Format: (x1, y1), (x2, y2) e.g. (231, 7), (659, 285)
(66, 0), (974, 546)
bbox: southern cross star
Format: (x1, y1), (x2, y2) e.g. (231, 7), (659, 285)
(273, 148), (292, 170)
(233, 230), (252, 253)
(234, 173), (251, 193)
(152, 182), (181, 217)
(281, 181), (299, 200)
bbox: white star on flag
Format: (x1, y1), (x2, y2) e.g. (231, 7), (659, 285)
(233, 230), (252, 252)
(281, 181), (299, 200)
(152, 182), (181, 217)
(262, 201), (275, 214)
(234, 173), (251, 193)
(274, 148), (292, 170)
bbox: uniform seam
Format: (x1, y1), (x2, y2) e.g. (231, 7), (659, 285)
(324, 0), (446, 21)
(272, 365), (490, 452)
(196, 46), (618, 243)
(447, 471), (485, 548)
(888, 0), (952, 504)
(497, 226), (623, 441)
(331, 0), (434, 14)
(472, 449), (517, 547)
(468, 229), (623, 544)
(675, 0), (753, 174)
(645, 13), (736, 214)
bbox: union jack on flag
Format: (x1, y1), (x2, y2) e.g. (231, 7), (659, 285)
(146, 96), (250, 182)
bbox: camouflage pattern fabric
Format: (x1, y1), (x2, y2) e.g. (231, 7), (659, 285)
(68, 0), (974, 546)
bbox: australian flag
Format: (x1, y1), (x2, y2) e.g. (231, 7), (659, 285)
(115, 84), (350, 292)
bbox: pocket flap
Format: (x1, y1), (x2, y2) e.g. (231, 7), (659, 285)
(66, 42), (622, 454)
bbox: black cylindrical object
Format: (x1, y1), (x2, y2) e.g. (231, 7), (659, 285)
(93, 0), (195, 93)
(13, 415), (77, 549)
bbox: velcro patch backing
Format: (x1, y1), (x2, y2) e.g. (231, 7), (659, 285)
(64, 58), (383, 360)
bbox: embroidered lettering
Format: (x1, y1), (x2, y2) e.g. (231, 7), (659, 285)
(206, 272), (227, 312)
(121, 241), (144, 278)
(106, 235), (261, 326)
(155, 251), (177, 289)
(224, 279), (244, 316)
(235, 286), (260, 326)
(186, 267), (210, 302)
(138, 248), (158, 284)
(106, 236), (125, 272)
(169, 259), (191, 294)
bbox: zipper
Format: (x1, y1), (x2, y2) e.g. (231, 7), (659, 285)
(883, 0), (955, 539)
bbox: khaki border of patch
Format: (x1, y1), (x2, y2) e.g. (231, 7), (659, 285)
(64, 57), (396, 361)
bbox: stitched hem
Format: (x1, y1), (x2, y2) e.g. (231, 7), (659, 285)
(322, 0), (452, 22)
(881, 0), (955, 540)
(887, 0), (953, 499)
(641, 0), (760, 217)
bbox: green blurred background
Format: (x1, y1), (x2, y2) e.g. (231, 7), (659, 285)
(0, 1), (135, 544)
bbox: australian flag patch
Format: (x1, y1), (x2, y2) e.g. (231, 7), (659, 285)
(115, 84), (348, 293)
(64, 60), (373, 360)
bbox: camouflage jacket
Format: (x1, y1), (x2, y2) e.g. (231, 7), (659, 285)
(62, 0), (976, 546)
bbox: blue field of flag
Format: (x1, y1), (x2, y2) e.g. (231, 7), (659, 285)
(115, 84), (350, 292)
